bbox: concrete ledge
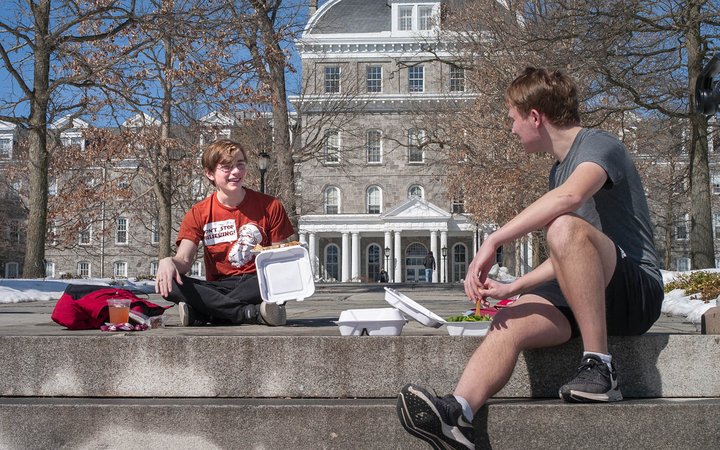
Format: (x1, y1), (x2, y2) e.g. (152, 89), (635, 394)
(1, 397), (718, 449)
(1, 334), (717, 398)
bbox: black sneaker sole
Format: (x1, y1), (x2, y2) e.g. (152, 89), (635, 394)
(560, 388), (623, 403)
(396, 385), (474, 450)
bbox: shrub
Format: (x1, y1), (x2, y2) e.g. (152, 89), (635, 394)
(664, 271), (720, 302)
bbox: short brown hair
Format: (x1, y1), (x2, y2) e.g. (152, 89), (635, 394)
(505, 67), (580, 127)
(202, 139), (248, 173)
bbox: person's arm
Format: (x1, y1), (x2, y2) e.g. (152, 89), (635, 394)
(465, 162), (608, 301)
(155, 239), (198, 297)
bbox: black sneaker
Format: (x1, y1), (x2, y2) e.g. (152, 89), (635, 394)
(178, 302), (208, 327)
(559, 355), (623, 402)
(397, 384), (474, 450)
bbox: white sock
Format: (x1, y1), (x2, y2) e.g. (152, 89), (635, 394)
(453, 395), (473, 422)
(584, 351), (613, 371)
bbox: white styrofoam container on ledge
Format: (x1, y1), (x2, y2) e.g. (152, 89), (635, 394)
(255, 245), (315, 303)
(335, 308), (407, 336)
(445, 321), (491, 336)
(384, 287), (444, 328)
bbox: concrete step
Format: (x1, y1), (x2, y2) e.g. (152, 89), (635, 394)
(2, 334), (717, 398)
(0, 397), (717, 449)
(314, 281), (466, 293)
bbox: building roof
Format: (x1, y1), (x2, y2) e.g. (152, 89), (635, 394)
(309, 0), (391, 35)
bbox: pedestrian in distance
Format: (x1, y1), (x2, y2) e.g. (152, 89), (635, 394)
(424, 250), (436, 283)
(155, 139), (295, 327)
(397, 67), (664, 450)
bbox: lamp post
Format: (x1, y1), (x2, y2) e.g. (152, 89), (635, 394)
(258, 151), (270, 194)
(384, 246), (391, 281)
(441, 246), (448, 283)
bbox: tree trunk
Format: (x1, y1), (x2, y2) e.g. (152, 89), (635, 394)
(22, 1), (51, 278)
(686, 3), (715, 269)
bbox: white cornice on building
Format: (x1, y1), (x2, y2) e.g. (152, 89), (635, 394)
(50, 115), (89, 131)
(122, 112), (160, 128)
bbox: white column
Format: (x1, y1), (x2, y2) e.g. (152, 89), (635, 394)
(384, 231), (393, 281)
(440, 231), (448, 283)
(430, 230), (438, 283)
(341, 232), (350, 282)
(351, 232), (360, 281)
(299, 232), (307, 245)
(394, 230), (402, 282)
(308, 232), (317, 278)
(473, 228), (478, 257)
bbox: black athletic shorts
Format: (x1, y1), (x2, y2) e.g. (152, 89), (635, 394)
(523, 245), (664, 337)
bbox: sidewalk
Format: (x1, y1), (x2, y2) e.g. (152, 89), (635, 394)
(0, 283), (699, 336)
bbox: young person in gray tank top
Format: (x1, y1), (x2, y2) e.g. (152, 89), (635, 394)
(397, 67), (664, 450)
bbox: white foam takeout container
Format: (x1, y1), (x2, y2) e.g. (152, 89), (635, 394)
(335, 308), (407, 336)
(384, 287), (491, 336)
(255, 245), (315, 303)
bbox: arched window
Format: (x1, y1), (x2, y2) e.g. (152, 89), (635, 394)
(405, 242), (428, 282)
(367, 244), (381, 281)
(452, 244), (468, 282)
(366, 129), (382, 163)
(408, 185), (424, 199)
(367, 186), (382, 214)
(325, 244), (340, 281)
(325, 187), (340, 214)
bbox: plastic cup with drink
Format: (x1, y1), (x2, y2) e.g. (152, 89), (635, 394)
(107, 298), (131, 324)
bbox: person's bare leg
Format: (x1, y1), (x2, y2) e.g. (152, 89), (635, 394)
(454, 295), (572, 413)
(545, 215), (617, 354)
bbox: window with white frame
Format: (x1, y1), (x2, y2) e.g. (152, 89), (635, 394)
(62, 136), (85, 149)
(676, 257), (690, 272)
(113, 261), (128, 278)
(77, 261), (91, 278)
(675, 214), (689, 240)
(418, 5), (434, 30)
(150, 261), (159, 276)
(0, 138), (12, 159)
(324, 66), (340, 93)
(324, 244), (339, 281)
(452, 244), (468, 282)
(324, 187), (340, 214)
(366, 129), (382, 163)
(5, 262), (19, 278)
(450, 65), (465, 92)
(45, 261), (55, 278)
(116, 217), (128, 244)
(151, 219), (160, 244)
(408, 185), (424, 198)
(367, 244), (381, 281)
(324, 130), (340, 163)
(367, 186), (382, 214)
(408, 129), (425, 163)
(8, 220), (22, 245)
(48, 179), (58, 196)
(398, 5), (413, 30)
(452, 194), (465, 214)
(191, 261), (203, 277)
(715, 213), (720, 239)
(712, 173), (720, 195)
(79, 225), (92, 245)
(47, 221), (58, 246)
(367, 66), (382, 93)
(408, 65), (424, 93)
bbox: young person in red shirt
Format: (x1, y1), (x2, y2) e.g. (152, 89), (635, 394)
(154, 139), (295, 326)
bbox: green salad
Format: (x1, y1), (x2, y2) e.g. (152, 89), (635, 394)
(445, 314), (493, 322)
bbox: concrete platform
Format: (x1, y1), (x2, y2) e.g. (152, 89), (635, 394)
(0, 283), (700, 336)
(1, 397), (718, 450)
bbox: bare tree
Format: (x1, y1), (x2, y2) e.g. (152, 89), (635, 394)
(0, 0), (137, 277)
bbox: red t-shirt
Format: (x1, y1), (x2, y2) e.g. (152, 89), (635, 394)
(177, 189), (295, 281)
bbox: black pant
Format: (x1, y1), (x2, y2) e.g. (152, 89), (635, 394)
(165, 274), (263, 324)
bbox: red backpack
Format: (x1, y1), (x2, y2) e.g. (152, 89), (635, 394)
(51, 284), (169, 330)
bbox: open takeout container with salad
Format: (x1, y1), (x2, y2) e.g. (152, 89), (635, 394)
(334, 287), (497, 336)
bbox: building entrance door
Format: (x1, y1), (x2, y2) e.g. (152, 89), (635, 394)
(405, 242), (428, 282)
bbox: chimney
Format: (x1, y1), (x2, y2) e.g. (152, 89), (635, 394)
(309, 0), (318, 16)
